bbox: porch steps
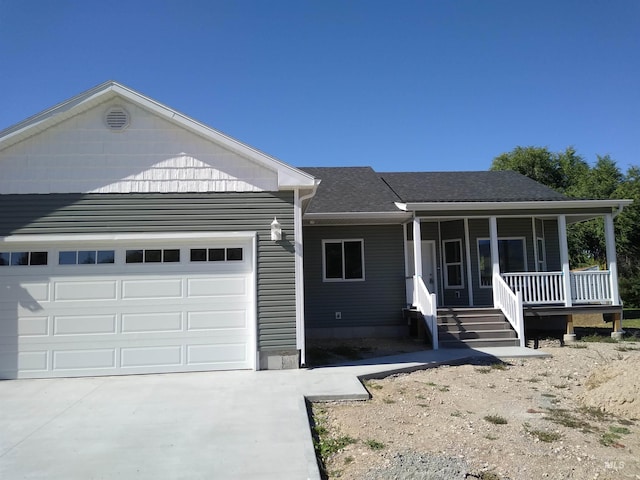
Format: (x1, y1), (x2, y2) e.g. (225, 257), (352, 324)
(437, 308), (520, 348)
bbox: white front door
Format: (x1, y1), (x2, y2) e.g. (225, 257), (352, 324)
(408, 240), (438, 299)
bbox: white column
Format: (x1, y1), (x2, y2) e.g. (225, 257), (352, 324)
(557, 215), (572, 307)
(464, 218), (474, 306)
(293, 189), (306, 365)
(413, 217), (423, 278)
(489, 216), (500, 308)
(604, 213), (620, 306)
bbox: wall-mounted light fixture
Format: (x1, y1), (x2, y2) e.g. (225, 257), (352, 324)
(271, 217), (282, 241)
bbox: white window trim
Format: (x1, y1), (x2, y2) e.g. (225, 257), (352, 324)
(477, 237), (528, 289)
(536, 237), (547, 271)
(443, 239), (464, 289)
(322, 239), (365, 282)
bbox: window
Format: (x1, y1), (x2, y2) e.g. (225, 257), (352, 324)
(322, 240), (364, 281)
(443, 239), (463, 288)
(190, 248), (243, 262)
(477, 238), (527, 287)
(0, 251), (48, 266)
(59, 250), (115, 265)
(126, 249), (180, 264)
(536, 237), (546, 271)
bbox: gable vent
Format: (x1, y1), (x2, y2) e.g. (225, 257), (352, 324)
(104, 106), (130, 131)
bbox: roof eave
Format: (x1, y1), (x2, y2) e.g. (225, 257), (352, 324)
(396, 199), (634, 212)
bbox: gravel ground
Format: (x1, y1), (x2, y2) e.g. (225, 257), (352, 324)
(311, 340), (640, 480)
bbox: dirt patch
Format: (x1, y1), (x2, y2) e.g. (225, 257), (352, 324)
(312, 341), (640, 479)
(306, 337), (429, 367)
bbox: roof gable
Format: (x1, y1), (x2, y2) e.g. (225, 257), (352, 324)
(0, 81), (315, 194)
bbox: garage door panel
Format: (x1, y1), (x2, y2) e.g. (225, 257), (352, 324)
(53, 348), (116, 370)
(121, 312), (183, 333)
(187, 343), (248, 365)
(53, 314), (117, 336)
(187, 276), (247, 297)
(187, 310), (247, 330)
(0, 280), (50, 303)
(121, 278), (183, 299)
(120, 345), (182, 368)
(54, 280), (117, 302)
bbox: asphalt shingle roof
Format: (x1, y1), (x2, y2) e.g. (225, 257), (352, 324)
(300, 168), (570, 214)
(380, 170), (569, 203)
(299, 167), (401, 213)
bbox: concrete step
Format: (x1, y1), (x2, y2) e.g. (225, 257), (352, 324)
(439, 329), (518, 341)
(438, 321), (512, 332)
(439, 337), (521, 348)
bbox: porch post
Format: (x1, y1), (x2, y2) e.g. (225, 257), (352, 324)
(489, 216), (500, 308)
(413, 217), (423, 278)
(464, 218), (474, 306)
(604, 213), (620, 307)
(557, 215), (573, 308)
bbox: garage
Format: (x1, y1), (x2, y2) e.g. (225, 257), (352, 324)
(0, 233), (257, 379)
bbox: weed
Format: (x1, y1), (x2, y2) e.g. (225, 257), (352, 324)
(484, 434), (498, 441)
(491, 362), (508, 371)
(600, 431), (625, 448)
(415, 394), (426, 400)
(476, 367), (492, 374)
(382, 398), (396, 404)
(480, 472), (501, 480)
(425, 381), (437, 387)
(315, 435), (357, 458)
(484, 415), (508, 425)
(568, 343), (588, 349)
(539, 371), (551, 377)
(609, 426), (631, 435)
(615, 345), (638, 352)
(364, 380), (383, 390)
(544, 408), (594, 432)
(344, 456), (354, 465)
(580, 334), (617, 343)
(618, 419), (634, 426)
(417, 403), (429, 408)
(451, 410), (463, 417)
(438, 385), (450, 392)
(541, 393), (556, 398)
(578, 406), (608, 421)
(365, 439), (386, 450)
(553, 383), (568, 389)
(526, 377), (541, 383)
(523, 423), (562, 442)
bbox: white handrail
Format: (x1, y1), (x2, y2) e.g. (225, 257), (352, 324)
(493, 274), (525, 347)
(502, 271), (613, 305)
(570, 271), (612, 304)
(413, 275), (438, 350)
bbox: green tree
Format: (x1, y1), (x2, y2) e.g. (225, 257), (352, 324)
(491, 147), (640, 307)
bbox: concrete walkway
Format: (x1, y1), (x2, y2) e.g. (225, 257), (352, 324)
(0, 346), (548, 480)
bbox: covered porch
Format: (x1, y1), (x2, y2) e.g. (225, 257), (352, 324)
(404, 209), (626, 349)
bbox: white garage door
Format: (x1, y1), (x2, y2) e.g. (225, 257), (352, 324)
(0, 233), (256, 379)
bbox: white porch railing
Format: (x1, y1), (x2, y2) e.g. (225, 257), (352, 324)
(502, 271), (613, 305)
(493, 274), (525, 347)
(571, 271), (612, 304)
(410, 275), (438, 350)
(502, 272), (565, 305)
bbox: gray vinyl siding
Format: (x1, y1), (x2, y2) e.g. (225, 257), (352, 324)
(0, 192), (297, 352)
(468, 218), (492, 306)
(303, 225), (405, 330)
(544, 219), (561, 270)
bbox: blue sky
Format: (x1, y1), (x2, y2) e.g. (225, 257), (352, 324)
(1, 0), (638, 172)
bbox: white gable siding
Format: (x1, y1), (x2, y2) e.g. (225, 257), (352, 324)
(0, 100), (278, 194)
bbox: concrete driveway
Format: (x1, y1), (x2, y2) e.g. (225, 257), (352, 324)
(0, 346), (547, 479)
(0, 370), (322, 480)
